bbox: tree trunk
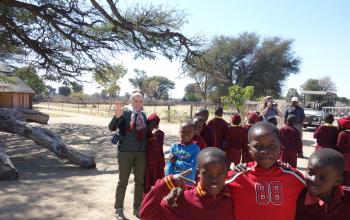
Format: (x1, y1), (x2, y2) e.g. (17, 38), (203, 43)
(0, 143), (19, 181)
(0, 108), (96, 168)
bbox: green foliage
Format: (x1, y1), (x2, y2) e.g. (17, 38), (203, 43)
(1, 1), (196, 80)
(70, 81), (84, 93)
(46, 85), (56, 96)
(58, 86), (71, 96)
(337, 97), (350, 105)
(93, 64), (127, 97)
(185, 33), (300, 99)
(285, 88), (302, 102)
(15, 66), (47, 95)
(129, 70), (175, 100)
(221, 85), (254, 113)
(183, 83), (202, 102)
(301, 77), (337, 102)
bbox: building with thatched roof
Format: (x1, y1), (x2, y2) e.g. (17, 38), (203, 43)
(0, 63), (35, 109)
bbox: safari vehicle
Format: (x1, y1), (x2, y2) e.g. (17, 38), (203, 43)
(301, 90), (337, 128)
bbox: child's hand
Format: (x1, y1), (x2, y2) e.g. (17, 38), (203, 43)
(114, 100), (123, 118)
(231, 163), (251, 173)
(165, 187), (184, 208)
(169, 154), (177, 164)
(277, 160), (291, 170)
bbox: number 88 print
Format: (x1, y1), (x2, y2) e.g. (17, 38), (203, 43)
(255, 181), (283, 205)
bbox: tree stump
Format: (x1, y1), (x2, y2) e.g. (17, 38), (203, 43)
(0, 143), (19, 180)
(0, 108), (96, 169)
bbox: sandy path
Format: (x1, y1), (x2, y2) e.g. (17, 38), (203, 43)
(0, 110), (315, 220)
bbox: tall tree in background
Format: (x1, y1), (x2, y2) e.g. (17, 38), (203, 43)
(14, 66), (47, 95)
(129, 69), (148, 91)
(70, 81), (84, 93)
(185, 33), (300, 99)
(285, 88), (302, 102)
(93, 64), (126, 97)
(58, 86), (71, 96)
(144, 76), (175, 100)
(129, 70), (175, 100)
(301, 76), (337, 101)
(0, 0), (198, 82)
(183, 83), (202, 102)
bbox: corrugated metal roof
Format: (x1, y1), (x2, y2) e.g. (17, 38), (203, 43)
(0, 74), (36, 94)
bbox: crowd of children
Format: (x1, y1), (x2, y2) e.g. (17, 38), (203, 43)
(111, 98), (350, 219)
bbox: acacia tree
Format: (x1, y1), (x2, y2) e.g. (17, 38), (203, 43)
(0, 0), (198, 81)
(129, 70), (175, 100)
(185, 33), (300, 99)
(93, 63), (127, 97)
(14, 66), (47, 95)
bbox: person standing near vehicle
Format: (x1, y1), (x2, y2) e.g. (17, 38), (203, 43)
(284, 97), (305, 139)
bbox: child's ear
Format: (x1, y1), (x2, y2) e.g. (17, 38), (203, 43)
(336, 175), (343, 185)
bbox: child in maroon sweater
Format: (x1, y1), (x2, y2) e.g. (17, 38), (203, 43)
(208, 106), (228, 149)
(193, 116), (207, 149)
(224, 113), (247, 165)
(337, 116), (350, 186)
(296, 148), (350, 220)
(144, 113), (165, 194)
(313, 113), (338, 151)
(195, 108), (217, 147)
(140, 147), (234, 220)
(279, 114), (303, 168)
(242, 111), (259, 163)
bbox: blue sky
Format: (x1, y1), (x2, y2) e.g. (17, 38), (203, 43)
(78, 0), (350, 98)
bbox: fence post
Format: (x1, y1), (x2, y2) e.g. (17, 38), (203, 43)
(167, 105), (171, 122)
(190, 105), (193, 119)
(78, 99), (79, 113)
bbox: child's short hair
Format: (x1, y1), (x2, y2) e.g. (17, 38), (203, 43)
(231, 113), (241, 125)
(324, 113), (334, 124)
(309, 148), (345, 176)
(286, 114), (297, 125)
(267, 116), (278, 126)
(180, 120), (195, 129)
(248, 121), (281, 143)
(214, 106), (224, 116)
(197, 147), (228, 168)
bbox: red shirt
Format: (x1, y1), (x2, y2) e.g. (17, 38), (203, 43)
(337, 130), (350, 171)
(242, 124), (253, 163)
(313, 124), (338, 148)
(141, 175), (235, 220)
(280, 125), (303, 153)
(146, 130), (165, 162)
(296, 185), (350, 220)
(200, 124), (216, 147)
(226, 162), (305, 220)
(224, 125), (247, 151)
(193, 134), (207, 150)
(208, 117), (229, 148)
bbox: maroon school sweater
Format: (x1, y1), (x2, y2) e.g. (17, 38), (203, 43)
(140, 175), (235, 220)
(200, 124), (216, 148)
(193, 134), (207, 150)
(208, 117), (229, 148)
(296, 186), (350, 220)
(313, 124), (338, 149)
(337, 130), (350, 171)
(280, 125), (303, 153)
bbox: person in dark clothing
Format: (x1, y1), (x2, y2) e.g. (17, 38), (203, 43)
(208, 106), (228, 149)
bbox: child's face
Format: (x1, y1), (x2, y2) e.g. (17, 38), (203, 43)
(148, 121), (158, 132)
(193, 119), (204, 135)
(179, 125), (194, 144)
(249, 130), (280, 170)
(198, 160), (228, 196)
(305, 157), (341, 199)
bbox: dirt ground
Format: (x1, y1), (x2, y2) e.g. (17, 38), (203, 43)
(0, 109), (316, 220)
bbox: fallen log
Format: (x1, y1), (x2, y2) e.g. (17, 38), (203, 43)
(0, 109), (96, 169)
(0, 108), (49, 124)
(0, 143), (19, 180)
